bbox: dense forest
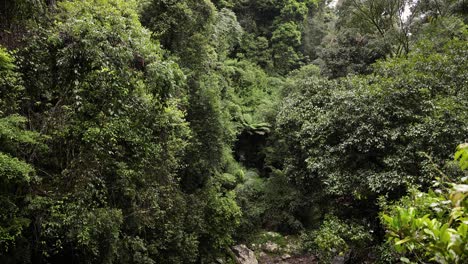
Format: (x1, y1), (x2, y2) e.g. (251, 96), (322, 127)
(0, 0), (467, 263)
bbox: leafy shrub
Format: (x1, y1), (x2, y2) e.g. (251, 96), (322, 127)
(235, 170), (267, 239)
(381, 144), (468, 264)
(301, 215), (372, 262)
(235, 168), (308, 239)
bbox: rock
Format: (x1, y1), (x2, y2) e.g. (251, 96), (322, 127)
(281, 254), (291, 260)
(332, 251), (350, 264)
(232, 244), (258, 264)
(331, 255), (345, 264)
(262, 241), (279, 253)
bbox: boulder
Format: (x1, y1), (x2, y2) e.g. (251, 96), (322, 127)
(332, 252), (351, 264)
(332, 255), (345, 264)
(232, 244), (258, 264)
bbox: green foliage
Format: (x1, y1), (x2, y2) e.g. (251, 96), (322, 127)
(220, 59), (280, 130)
(37, 198), (123, 262)
(214, 8), (244, 60)
(337, 0), (412, 56)
(301, 2), (333, 61)
(271, 22), (303, 74)
(277, 36), (468, 200)
(0, 115), (42, 186)
(234, 170), (268, 237)
(262, 170), (306, 232)
(415, 0), (468, 19)
(381, 145), (468, 263)
(0, 0), (46, 33)
(251, 231), (289, 248)
(0, 47), (24, 115)
(235, 169), (305, 237)
(455, 143), (468, 170)
(316, 28), (388, 78)
(200, 182), (242, 253)
(301, 215), (372, 262)
(279, 0), (309, 23)
(0, 149), (34, 252)
(0, 47), (14, 70)
(0, 49), (41, 255)
(232, 0), (320, 74)
(8, 0), (209, 262)
(139, 0), (217, 68)
(239, 34), (273, 69)
(0, 152), (33, 184)
(321, 0), (467, 78)
(3, 0), (258, 262)
(268, 36), (468, 262)
(1, 0), (466, 262)
(0, 115), (42, 147)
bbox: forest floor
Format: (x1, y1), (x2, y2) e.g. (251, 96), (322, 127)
(258, 254), (318, 264)
(243, 231), (319, 264)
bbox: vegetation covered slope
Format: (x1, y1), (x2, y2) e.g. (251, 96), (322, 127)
(0, 0), (467, 263)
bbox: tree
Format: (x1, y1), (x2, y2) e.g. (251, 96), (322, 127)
(14, 0), (205, 262)
(316, 28), (387, 78)
(275, 35), (468, 230)
(0, 47), (42, 262)
(340, 0), (413, 56)
(139, 0), (217, 69)
(271, 21), (303, 74)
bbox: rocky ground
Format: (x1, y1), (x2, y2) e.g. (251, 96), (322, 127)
(258, 254), (317, 264)
(232, 232), (320, 264)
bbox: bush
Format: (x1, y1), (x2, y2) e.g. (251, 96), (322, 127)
(300, 215), (372, 262)
(381, 144), (468, 264)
